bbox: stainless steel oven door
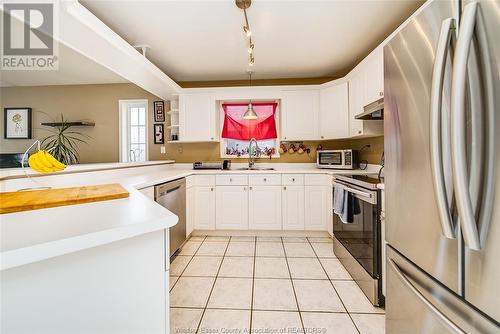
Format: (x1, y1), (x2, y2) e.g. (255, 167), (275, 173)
(333, 180), (379, 277)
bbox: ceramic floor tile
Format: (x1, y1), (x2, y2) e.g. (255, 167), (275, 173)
(196, 241), (228, 256)
(320, 258), (352, 280)
(218, 257), (254, 278)
(205, 236), (231, 241)
(287, 257), (327, 279)
(308, 237), (333, 243)
(170, 308), (203, 334)
(170, 276), (215, 308)
(332, 281), (385, 314)
(251, 311), (303, 333)
(170, 255), (192, 276)
(311, 243), (337, 258)
(302, 312), (357, 334)
(230, 236), (256, 242)
(283, 237), (308, 243)
(226, 241), (255, 257)
(178, 241), (202, 256)
(207, 277), (253, 309)
(293, 280), (345, 312)
(254, 257), (290, 278)
(283, 242), (316, 258)
(256, 242), (285, 257)
(350, 314), (385, 334)
(182, 256), (222, 277)
(199, 309), (250, 333)
(256, 236), (282, 242)
(253, 279), (298, 311)
(169, 276), (179, 291)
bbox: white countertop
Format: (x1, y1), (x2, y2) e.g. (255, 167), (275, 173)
(0, 162), (380, 270)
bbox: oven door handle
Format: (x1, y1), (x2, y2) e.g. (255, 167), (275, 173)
(334, 183), (373, 199)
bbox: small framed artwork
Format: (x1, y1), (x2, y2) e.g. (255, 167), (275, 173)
(154, 123), (164, 144)
(153, 101), (165, 122)
(4, 107), (32, 139)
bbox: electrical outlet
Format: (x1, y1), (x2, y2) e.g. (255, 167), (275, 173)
(178, 147), (183, 153)
(160, 146), (166, 154)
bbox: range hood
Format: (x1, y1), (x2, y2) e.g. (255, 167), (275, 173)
(355, 98), (384, 120)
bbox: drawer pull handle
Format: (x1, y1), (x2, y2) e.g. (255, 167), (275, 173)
(264, 178), (267, 182)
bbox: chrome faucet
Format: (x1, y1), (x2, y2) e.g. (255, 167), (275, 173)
(248, 138), (260, 169)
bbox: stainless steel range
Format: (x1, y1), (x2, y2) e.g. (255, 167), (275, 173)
(332, 174), (383, 307)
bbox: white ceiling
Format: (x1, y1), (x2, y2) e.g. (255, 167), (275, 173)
(80, 0), (422, 82)
(0, 42), (128, 87)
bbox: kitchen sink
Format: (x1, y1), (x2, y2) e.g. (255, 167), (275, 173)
(235, 167), (275, 171)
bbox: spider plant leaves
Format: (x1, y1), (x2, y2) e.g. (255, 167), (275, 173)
(40, 114), (90, 165)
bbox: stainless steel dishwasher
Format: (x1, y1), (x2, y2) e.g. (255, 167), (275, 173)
(155, 178), (186, 257)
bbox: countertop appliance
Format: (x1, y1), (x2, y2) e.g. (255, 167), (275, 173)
(193, 160), (231, 170)
(317, 149), (359, 169)
(155, 178), (186, 257)
(332, 174), (383, 306)
(385, 0), (499, 332)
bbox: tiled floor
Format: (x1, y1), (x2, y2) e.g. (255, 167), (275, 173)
(170, 235), (385, 334)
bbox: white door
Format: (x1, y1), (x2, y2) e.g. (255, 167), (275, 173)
(186, 186), (195, 237)
(281, 90), (319, 141)
(216, 186), (249, 230)
(304, 186), (330, 230)
(282, 185), (305, 230)
(193, 186), (216, 230)
(179, 93), (216, 142)
(249, 186), (282, 230)
(319, 83), (349, 139)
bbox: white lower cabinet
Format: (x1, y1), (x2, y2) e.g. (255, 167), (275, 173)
(282, 185), (305, 230)
(304, 186), (330, 230)
(216, 186), (249, 230)
(193, 186), (216, 230)
(249, 186), (282, 230)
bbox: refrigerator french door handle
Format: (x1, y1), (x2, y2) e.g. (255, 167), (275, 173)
(430, 17), (456, 239)
(388, 259), (466, 334)
(451, 1), (481, 250)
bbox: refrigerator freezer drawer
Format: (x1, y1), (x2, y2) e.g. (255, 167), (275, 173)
(386, 246), (499, 334)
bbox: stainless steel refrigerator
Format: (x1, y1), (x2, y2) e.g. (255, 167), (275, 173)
(384, 0), (499, 332)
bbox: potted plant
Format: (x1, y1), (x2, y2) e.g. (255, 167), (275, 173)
(41, 114), (90, 165)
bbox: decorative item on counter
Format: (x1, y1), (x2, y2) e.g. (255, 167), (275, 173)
(279, 143), (287, 154)
(263, 147), (275, 158)
(24, 140), (66, 174)
(288, 143), (296, 154)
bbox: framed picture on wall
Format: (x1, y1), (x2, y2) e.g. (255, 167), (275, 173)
(4, 107), (32, 139)
(154, 123), (164, 144)
(153, 101), (165, 122)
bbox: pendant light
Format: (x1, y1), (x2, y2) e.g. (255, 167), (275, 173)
(243, 70), (258, 120)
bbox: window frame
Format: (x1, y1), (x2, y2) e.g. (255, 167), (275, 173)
(118, 99), (149, 162)
(219, 100), (281, 159)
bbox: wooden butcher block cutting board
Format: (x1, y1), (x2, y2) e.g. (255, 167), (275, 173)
(0, 183), (129, 214)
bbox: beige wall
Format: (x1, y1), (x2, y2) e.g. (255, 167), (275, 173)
(0, 83), (168, 163)
(165, 136), (384, 165)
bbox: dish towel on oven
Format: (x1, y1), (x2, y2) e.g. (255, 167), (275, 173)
(333, 183), (360, 224)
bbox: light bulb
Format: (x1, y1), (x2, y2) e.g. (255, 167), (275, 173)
(243, 26), (252, 37)
(249, 57), (254, 66)
(247, 44), (254, 54)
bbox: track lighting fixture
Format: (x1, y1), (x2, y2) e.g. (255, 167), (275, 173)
(236, 0), (254, 67)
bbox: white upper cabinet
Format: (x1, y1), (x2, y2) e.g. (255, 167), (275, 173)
(364, 49), (384, 105)
(179, 93), (217, 142)
(281, 90), (319, 141)
(319, 83), (349, 140)
(348, 50), (384, 138)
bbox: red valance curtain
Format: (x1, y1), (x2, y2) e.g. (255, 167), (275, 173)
(221, 103), (278, 140)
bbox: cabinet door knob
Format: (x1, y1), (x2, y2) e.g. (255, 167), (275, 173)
(292, 178), (295, 182)
(284, 137), (287, 140)
(283, 186), (287, 190)
(358, 130), (362, 134)
(379, 92), (384, 96)
(210, 137), (214, 140)
(250, 187), (253, 190)
(264, 178), (267, 182)
(321, 136), (324, 139)
(230, 178), (233, 182)
(211, 187), (214, 191)
(243, 187), (246, 191)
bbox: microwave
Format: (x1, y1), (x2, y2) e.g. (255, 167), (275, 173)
(316, 149), (359, 169)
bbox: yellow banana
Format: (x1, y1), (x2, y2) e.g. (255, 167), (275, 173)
(28, 154), (52, 173)
(43, 151), (66, 170)
(35, 150), (54, 169)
